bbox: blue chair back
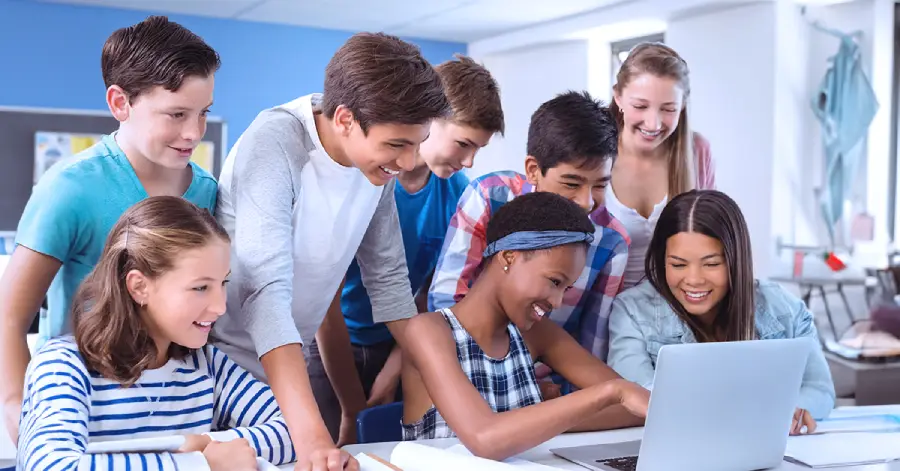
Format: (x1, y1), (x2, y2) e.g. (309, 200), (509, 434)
(356, 402), (403, 444)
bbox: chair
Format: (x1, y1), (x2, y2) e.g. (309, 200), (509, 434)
(356, 402), (403, 444)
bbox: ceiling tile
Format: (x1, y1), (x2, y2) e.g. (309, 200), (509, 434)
(39, 0), (259, 18)
(36, 0), (632, 42)
(236, 0), (474, 33)
(390, 0), (626, 41)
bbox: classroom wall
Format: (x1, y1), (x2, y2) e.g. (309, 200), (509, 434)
(466, 0), (893, 278)
(667, 2), (779, 278)
(803, 0), (894, 248)
(0, 0), (465, 151)
(667, 0), (894, 277)
(468, 40), (590, 179)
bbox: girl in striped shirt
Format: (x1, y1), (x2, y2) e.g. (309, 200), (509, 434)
(17, 196), (294, 471)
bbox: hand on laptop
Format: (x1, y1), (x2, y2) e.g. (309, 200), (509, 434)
(612, 379), (650, 418)
(790, 408), (816, 435)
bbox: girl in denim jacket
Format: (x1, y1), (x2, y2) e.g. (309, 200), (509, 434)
(608, 189), (835, 435)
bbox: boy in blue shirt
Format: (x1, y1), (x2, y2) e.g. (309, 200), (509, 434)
(0, 16), (220, 443)
(307, 55), (505, 441)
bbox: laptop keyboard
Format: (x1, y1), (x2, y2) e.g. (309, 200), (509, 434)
(597, 456), (638, 471)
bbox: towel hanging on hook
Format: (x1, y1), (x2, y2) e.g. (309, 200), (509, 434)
(801, 5), (864, 40)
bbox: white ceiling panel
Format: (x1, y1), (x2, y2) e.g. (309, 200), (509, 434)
(390, 0), (629, 41)
(39, 0), (259, 19)
(37, 0), (636, 42)
(237, 0), (474, 35)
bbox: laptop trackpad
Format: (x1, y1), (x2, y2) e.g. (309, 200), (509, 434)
(594, 440), (642, 460)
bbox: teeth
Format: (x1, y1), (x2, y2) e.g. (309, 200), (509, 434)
(195, 321), (213, 327)
(532, 304), (546, 317)
(639, 129), (661, 136)
(685, 291), (710, 299)
(380, 166), (400, 175)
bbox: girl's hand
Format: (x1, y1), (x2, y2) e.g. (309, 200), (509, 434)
(176, 434), (212, 453)
(294, 448), (359, 471)
(610, 379), (650, 418)
(204, 438), (258, 471)
(791, 408), (817, 435)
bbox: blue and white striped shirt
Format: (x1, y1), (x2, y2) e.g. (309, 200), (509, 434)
(17, 337), (295, 470)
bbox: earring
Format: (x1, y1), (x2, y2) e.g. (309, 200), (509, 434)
(503, 266), (509, 272)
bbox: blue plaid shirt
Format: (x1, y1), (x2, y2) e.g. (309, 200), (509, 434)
(428, 171), (630, 360)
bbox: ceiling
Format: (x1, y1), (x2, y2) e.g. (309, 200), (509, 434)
(37, 0), (633, 42)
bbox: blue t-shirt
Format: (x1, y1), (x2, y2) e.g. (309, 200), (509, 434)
(342, 171), (469, 346)
(15, 134), (218, 348)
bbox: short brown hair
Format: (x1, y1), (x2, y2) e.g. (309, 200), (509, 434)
(101, 16), (220, 101)
(323, 32), (451, 134)
(73, 196), (229, 386)
(436, 54), (504, 135)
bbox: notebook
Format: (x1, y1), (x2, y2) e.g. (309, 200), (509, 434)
(784, 432), (900, 467)
(814, 414), (900, 434)
(85, 436), (280, 470)
(386, 442), (563, 471)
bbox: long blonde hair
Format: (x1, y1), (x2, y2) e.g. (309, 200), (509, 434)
(73, 196), (229, 385)
(611, 42), (695, 196)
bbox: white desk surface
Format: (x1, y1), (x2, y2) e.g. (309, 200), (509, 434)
(4, 403), (899, 470)
(343, 405), (900, 471)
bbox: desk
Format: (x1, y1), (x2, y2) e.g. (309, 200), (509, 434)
(7, 406), (899, 470)
(343, 406), (900, 470)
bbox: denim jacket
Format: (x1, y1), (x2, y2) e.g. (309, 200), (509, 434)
(608, 280), (836, 419)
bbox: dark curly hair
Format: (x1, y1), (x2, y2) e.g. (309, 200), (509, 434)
(486, 192), (595, 251)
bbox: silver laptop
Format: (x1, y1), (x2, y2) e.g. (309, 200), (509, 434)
(551, 338), (812, 471)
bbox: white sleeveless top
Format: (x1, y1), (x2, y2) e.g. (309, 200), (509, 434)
(605, 184), (667, 290)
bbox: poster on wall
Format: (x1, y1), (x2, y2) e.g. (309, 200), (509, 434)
(34, 132), (103, 184)
(35, 132), (216, 182)
(191, 141), (215, 174)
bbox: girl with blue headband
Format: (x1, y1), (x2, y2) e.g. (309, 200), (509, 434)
(400, 191), (649, 461)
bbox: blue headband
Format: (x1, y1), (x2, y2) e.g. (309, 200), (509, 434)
(483, 230), (595, 258)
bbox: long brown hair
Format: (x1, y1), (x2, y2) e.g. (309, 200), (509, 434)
(611, 42), (695, 196)
(645, 190), (756, 343)
(73, 196), (229, 385)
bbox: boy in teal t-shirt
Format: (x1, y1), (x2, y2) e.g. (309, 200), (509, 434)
(0, 15), (220, 444)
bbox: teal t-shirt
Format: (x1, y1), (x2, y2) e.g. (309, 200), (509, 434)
(15, 134), (219, 348)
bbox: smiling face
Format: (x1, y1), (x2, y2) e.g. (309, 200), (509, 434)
(497, 244), (587, 332)
(329, 105), (433, 186)
(111, 75), (215, 170)
(615, 73), (684, 154)
(664, 231), (730, 326)
(525, 157), (612, 214)
(128, 239), (231, 351)
(418, 120), (494, 178)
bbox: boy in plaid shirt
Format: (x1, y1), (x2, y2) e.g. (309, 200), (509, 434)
(429, 91), (629, 363)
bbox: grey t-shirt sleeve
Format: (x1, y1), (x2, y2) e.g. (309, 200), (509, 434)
(230, 110), (305, 357)
(355, 180), (417, 324)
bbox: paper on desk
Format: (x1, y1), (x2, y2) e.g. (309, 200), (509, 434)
(86, 435), (185, 453)
(357, 453), (400, 471)
(785, 432), (900, 467)
(389, 442), (563, 471)
(87, 436), (280, 471)
(815, 414), (900, 434)
(447, 444), (563, 470)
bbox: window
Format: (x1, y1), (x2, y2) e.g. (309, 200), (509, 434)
(610, 33), (665, 87)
